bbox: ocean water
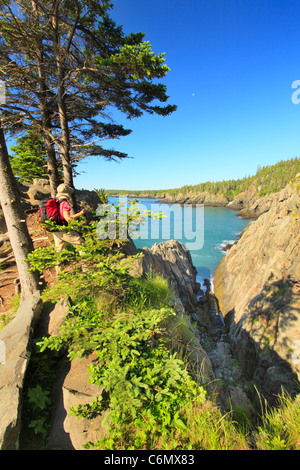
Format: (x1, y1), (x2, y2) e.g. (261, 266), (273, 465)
(107, 197), (250, 291)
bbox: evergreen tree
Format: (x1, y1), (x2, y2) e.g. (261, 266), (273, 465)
(9, 129), (47, 183)
(0, 0), (177, 208)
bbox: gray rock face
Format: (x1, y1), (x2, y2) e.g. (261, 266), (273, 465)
(0, 294), (42, 450)
(136, 239), (199, 312)
(214, 176), (300, 404)
(120, 238), (200, 311)
(47, 353), (109, 450)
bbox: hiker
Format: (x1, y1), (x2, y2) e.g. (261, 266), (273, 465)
(52, 183), (85, 254)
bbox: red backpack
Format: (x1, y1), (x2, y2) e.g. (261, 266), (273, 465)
(38, 199), (67, 232)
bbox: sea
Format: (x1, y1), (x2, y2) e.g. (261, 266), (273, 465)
(107, 197), (250, 293)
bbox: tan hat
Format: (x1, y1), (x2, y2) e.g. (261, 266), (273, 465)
(56, 183), (74, 200)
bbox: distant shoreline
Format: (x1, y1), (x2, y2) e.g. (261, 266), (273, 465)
(109, 193), (256, 219)
(106, 157), (300, 220)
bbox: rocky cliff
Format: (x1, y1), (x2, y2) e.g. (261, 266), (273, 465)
(135, 239), (199, 312)
(214, 175), (300, 405)
(161, 191), (229, 207)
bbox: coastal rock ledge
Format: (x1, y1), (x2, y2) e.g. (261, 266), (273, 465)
(137, 239), (199, 312)
(46, 239), (209, 450)
(214, 175), (300, 405)
(0, 238), (207, 450)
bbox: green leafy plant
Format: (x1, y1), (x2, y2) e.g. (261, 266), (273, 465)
(28, 385), (51, 411)
(95, 195), (165, 242)
(94, 188), (109, 204)
(9, 129), (47, 183)
(27, 211), (249, 450)
(69, 307), (207, 450)
(24, 207), (300, 450)
(25, 385), (51, 439)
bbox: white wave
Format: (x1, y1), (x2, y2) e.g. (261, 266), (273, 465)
(215, 240), (236, 252)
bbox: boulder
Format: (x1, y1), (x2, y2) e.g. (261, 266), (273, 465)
(32, 178), (50, 188)
(47, 353), (109, 450)
(74, 189), (101, 210)
(228, 182), (259, 214)
(47, 298), (70, 337)
(132, 239), (199, 312)
(0, 294), (42, 450)
(237, 192), (276, 219)
(18, 181), (51, 202)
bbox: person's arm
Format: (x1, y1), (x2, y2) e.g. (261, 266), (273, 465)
(63, 207), (85, 222)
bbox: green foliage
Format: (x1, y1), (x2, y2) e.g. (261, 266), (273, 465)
(254, 394), (300, 450)
(19, 336), (58, 448)
(37, 284), (208, 449)
(28, 385), (51, 411)
(27, 243), (78, 272)
(95, 194), (165, 241)
(94, 188), (109, 204)
(23, 209), (300, 450)
(0, 1), (176, 166)
(9, 129), (48, 183)
(71, 307), (207, 450)
(27, 209), (209, 449)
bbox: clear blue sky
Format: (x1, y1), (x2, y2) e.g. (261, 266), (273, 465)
(74, 0), (300, 191)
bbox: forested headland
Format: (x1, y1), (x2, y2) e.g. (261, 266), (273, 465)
(107, 157), (300, 199)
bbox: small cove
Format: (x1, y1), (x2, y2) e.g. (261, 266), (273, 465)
(108, 197), (251, 291)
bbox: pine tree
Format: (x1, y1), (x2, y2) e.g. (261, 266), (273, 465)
(0, 0), (177, 209)
(9, 129), (47, 183)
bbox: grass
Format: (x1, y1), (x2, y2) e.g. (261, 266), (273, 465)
(254, 394), (300, 450)
(21, 227), (300, 450)
(35, 276), (300, 450)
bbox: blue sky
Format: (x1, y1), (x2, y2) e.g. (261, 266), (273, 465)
(74, 0), (300, 191)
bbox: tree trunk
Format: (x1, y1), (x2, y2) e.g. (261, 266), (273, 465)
(0, 120), (40, 301)
(44, 129), (60, 197)
(56, 62), (77, 211)
(31, 0), (60, 198)
(52, 1), (77, 212)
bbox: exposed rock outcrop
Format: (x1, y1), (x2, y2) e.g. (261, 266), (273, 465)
(16, 178), (102, 215)
(159, 180), (293, 220)
(214, 175), (300, 405)
(139, 240), (199, 312)
(226, 182), (258, 212)
(47, 353), (109, 450)
(160, 191), (229, 207)
(120, 238), (200, 312)
(0, 294), (42, 450)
